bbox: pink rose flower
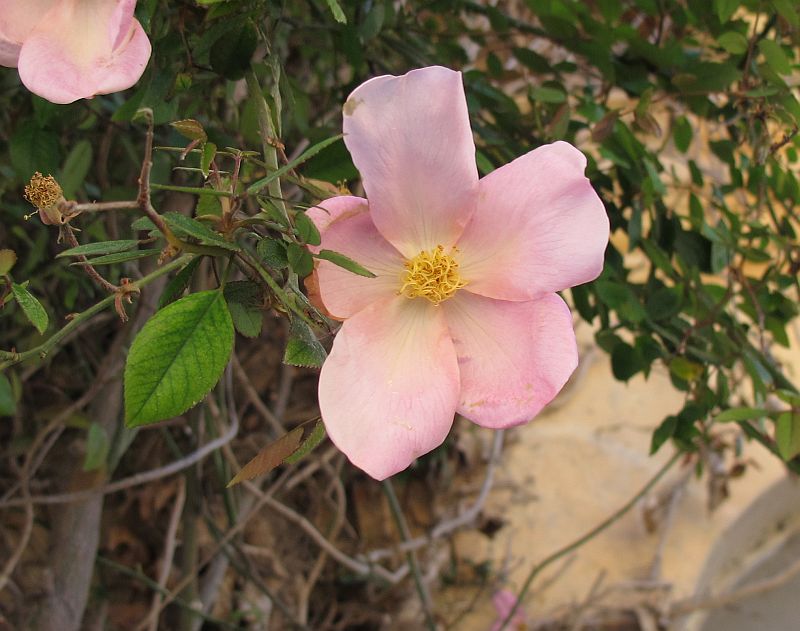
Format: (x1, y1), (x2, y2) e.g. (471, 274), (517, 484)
(308, 66), (608, 480)
(0, 0), (150, 104)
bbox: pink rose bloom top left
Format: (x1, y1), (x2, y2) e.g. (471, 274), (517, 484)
(308, 66), (609, 480)
(0, 0), (150, 104)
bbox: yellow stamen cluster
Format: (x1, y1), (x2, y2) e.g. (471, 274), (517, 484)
(24, 172), (63, 210)
(399, 245), (466, 305)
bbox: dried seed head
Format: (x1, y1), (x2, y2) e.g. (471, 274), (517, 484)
(24, 172), (65, 225)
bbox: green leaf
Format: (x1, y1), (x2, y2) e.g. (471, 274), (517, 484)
(170, 119), (207, 142)
(164, 212), (240, 251)
(717, 31), (749, 55)
(759, 40), (792, 75)
(157, 257), (202, 309)
(201, 142), (216, 178)
(294, 212), (321, 246)
(776, 411), (800, 461)
(73, 249), (161, 266)
(284, 420), (327, 464)
(131, 216), (157, 231)
(716, 407), (768, 423)
(59, 140), (93, 199)
(286, 243), (314, 277)
(10, 120), (60, 180)
(223, 280), (263, 338)
(530, 86), (566, 103)
(83, 422), (109, 472)
(283, 319), (326, 368)
(650, 415), (677, 454)
(669, 357), (703, 382)
(611, 343), (642, 381)
(315, 249), (376, 278)
(57, 240), (141, 258)
(673, 116), (693, 153)
(247, 135), (343, 195)
(0, 373), (16, 417)
(772, 0), (799, 28)
(11, 283), (48, 334)
(210, 19), (258, 80)
(257, 238), (289, 269)
(714, 0), (739, 22)
(0, 249), (17, 275)
(124, 290), (234, 427)
(325, 0), (347, 23)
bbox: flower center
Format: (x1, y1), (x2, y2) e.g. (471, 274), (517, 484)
(399, 245), (466, 305)
(24, 172), (63, 210)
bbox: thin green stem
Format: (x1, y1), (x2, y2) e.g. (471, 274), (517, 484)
(382, 479), (438, 631)
(0, 254), (194, 371)
(498, 450), (683, 631)
(245, 70), (287, 220)
(150, 183), (234, 198)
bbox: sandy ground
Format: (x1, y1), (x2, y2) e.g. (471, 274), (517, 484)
(441, 322), (795, 630)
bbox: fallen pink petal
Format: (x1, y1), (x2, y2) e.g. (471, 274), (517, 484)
(490, 588), (528, 631)
(0, 0), (151, 104)
(309, 66), (609, 480)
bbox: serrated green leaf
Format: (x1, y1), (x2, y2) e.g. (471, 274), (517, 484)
(669, 357), (703, 382)
(201, 142), (216, 178)
(59, 140), (93, 199)
(11, 283), (48, 334)
(772, 0), (799, 27)
(284, 420), (327, 464)
(283, 319), (326, 367)
(158, 257), (202, 309)
(164, 212), (240, 251)
(210, 19), (258, 80)
(0, 249), (17, 275)
(73, 249), (161, 266)
(714, 0), (739, 22)
(294, 211), (321, 246)
(196, 192), (222, 217)
(325, 0), (347, 23)
(57, 240), (141, 258)
(0, 373), (15, 417)
(257, 238), (289, 268)
(776, 411), (800, 461)
(124, 290), (234, 427)
(170, 119), (207, 142)
(83, 422), (109, 471)
(315, 249), (376, 278)
(716, 407), (768, 423)
(286, 242), (314, 277)
(131, 216), (157, 231)
(223, 280), (263, 338)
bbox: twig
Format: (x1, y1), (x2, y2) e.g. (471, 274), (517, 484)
(383, 478), (438, 631)
(0, 477), (32, 595)
(0, 254), (193, 371)
(232, 354), (285, 435)
(145, 477), (187, 631)
(363, 429), (504, 563)
(0, 401), (237, 508)
(497, 451), (684, 631)
(668, 551), (800, 617)
(60, 223), (120, 293)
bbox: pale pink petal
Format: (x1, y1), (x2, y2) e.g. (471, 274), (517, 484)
(318, 296), (460, 479)
(0, 0), (56, 67)
(305, 195), (369, 251)
(490, 589), (527, 631)
(442, 292), (578, 428)
(457, 141), (608, 301)
(17, 0), (150, 104)
(316, 210), (406, 320)
(342, 66), (478, 257)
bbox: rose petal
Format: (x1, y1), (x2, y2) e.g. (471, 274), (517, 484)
(308, 196), (405, 320)
(342, 66), (478, 256)
(457, 141), (608, 301)
(442, 291), (578, 428)
(318, 296), (460, 479)
(17, 0), (150, 104)
(0, 0), (55, 67)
